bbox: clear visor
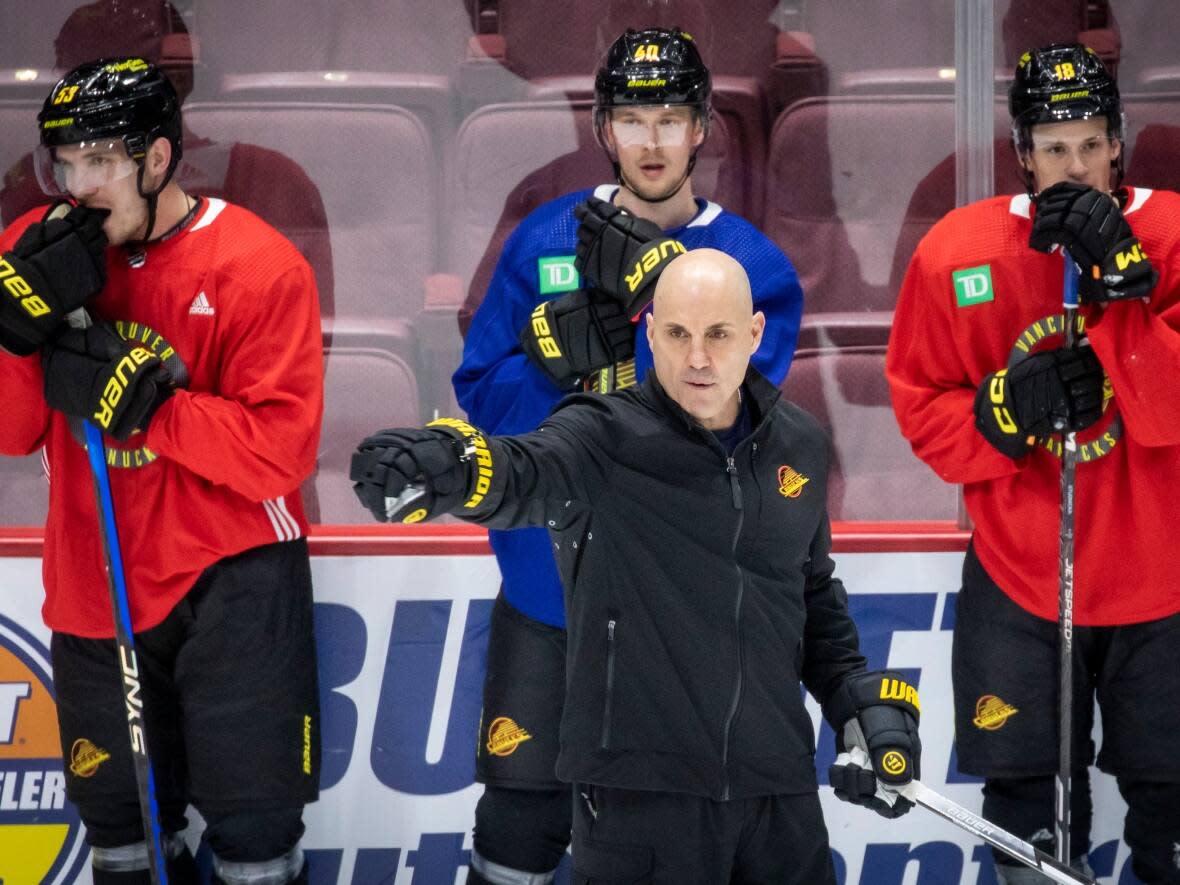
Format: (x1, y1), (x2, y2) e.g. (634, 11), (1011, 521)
(33, 140), (138, 198)
(606, 107), (695, 148)
(1027, 131), (1118, 166)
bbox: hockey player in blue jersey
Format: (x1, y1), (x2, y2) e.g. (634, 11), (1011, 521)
(454, 28), (804, 885)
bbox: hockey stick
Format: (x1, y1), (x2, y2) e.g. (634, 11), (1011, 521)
(1055, 253), (1081, 865)
(62, 279), (170, 883)
(898, 778), (1096, 885)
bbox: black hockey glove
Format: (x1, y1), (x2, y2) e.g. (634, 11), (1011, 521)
(974, 345), (1106, 459)
(0, 202), (108, 356)
(350, 418), (491, 524)
(574, 196), (686, 318)
(826, 670), (921, 819)
(42, 322), (174, 441)
(1030, 182), (1157, 304)
(519, 288), (634, 388)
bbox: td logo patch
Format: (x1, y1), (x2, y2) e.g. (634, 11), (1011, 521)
(0, 615), (86, 884)
(537, 256), (580, 295)
(952, 264), (995, 307)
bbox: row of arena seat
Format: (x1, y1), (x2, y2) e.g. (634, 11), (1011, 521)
(3, 90), (1180, 525)
(0, 0), (1137, 119)
(0, 342), (957, 525)
(7, 91), (1178, 329)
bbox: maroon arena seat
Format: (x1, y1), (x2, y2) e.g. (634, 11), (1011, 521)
(0, 453), (48, 526)
(182, 102), (437, 333)
(487, 0), (781, 82)
(767, 95), (1024, 316)
(1123, 95), (1180, 192)
(781, 347), (958, 522)
(305, 336), (420, 524)
(194, 0), (334, 75)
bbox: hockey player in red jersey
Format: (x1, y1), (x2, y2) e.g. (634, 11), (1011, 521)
(0, 58), (322, 884)
(888, 43), (1180, 884)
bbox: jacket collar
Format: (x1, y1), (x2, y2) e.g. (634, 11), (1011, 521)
(641, 366), (782, 437)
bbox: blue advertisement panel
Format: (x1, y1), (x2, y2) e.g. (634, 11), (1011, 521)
(0, 551), (1141, 883)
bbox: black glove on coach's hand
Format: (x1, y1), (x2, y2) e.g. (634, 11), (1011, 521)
(350, 419), (490, 524)
(974, 345), (1106, 459)
(826, 670), (921, 820)
(574, 196), (686, 318)
(519, 288), (634, 388)
(42, 323), (174, 441)
(1030, 182), (1157, 304)
(0, 203), (108, 356)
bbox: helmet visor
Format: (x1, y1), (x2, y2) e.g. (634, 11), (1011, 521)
(605, 106), (695, 148)
(1027, 131), (1119, 168)
(34, 140), (137, 199)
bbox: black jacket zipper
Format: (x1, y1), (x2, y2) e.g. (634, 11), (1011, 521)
(720, 454), (744, 800)
(601, 617), (617, 749)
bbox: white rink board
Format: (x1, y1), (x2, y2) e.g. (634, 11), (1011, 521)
(0, 551), (1139, 884)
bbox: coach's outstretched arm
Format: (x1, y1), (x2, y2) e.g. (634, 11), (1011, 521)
(350, 398), (614, 527)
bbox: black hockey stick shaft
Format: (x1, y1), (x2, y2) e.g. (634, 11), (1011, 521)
(1056, 254), (1081, 865)
(64, 280), (169, 884)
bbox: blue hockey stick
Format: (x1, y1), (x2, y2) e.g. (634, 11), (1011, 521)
(83, 419), (170, 884)
(64, 274), (170, 885)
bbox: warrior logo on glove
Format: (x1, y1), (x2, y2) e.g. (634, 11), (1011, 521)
(826, 669), (922, 819)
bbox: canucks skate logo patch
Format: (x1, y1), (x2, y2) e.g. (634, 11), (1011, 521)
(973, 694), (1019, 730)
(777, 465), (809, 499)
(952, 265), (994, 306)
(486, 716), (532, 757)
(537, 256), (580, 294)
(67, 739), (110, 778)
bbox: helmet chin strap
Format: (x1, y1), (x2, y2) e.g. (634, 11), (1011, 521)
(126, 159), (179, 248)
(613, 150), (698, 206)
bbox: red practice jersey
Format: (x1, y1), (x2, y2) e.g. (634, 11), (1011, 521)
(888, 187), (1180, 626)
(0, 198), (324, 637)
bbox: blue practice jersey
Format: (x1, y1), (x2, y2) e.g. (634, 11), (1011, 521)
(453, 184), (804, 627)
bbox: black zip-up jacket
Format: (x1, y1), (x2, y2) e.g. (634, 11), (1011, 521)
(466, 368), (866, 800)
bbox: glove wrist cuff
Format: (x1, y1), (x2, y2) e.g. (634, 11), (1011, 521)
(425, 418), (495, 512)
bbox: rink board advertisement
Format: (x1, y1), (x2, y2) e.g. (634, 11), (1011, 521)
(0, 546), (1141, 884)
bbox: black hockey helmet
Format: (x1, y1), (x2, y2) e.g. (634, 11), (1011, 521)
(39, 57), (182, 171)
(37, 56), (184, 241)
(1009, 43), (1124, 189)
(594, 27), (711, 114)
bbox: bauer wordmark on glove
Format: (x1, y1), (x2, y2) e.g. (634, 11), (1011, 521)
(574, 196), (686, 318)
(42, 322), (174, 441)
(519, 288), (635, 388)
(0, 202), (108, 356)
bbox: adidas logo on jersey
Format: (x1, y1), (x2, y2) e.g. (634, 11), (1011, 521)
(188, 292), (215, 316)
